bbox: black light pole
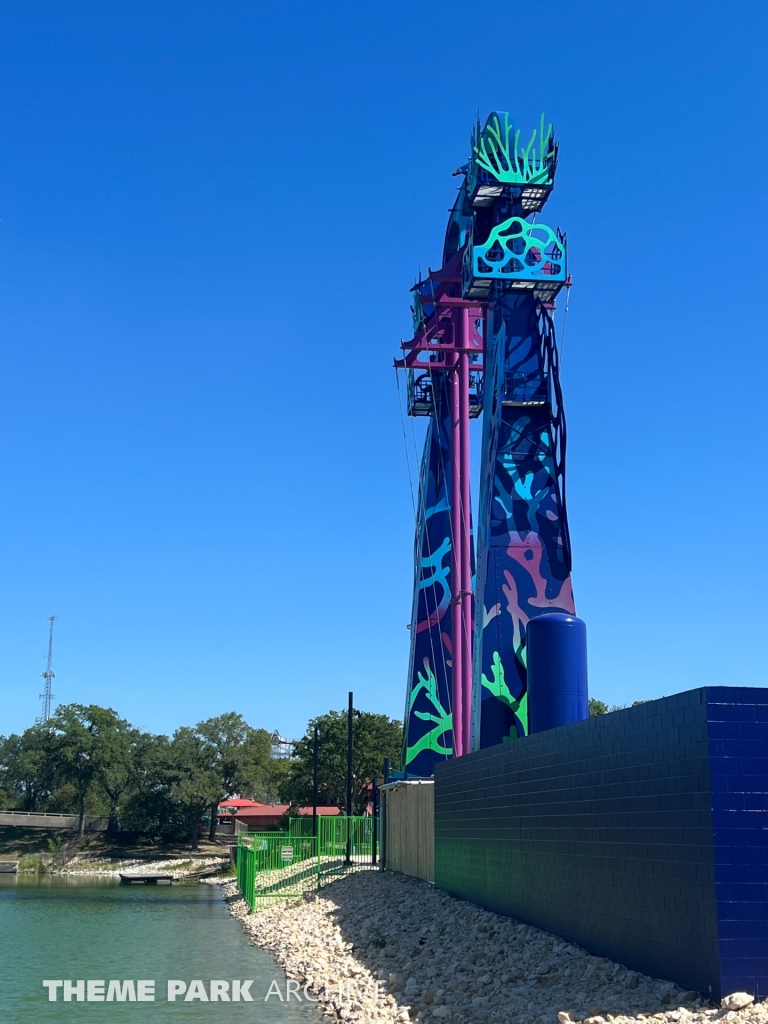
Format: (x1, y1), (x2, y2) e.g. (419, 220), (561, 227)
(371, 777), (379, 865)
(381, 758), (390, 870)
(346, 691), (354, 864)
(312, 724), (319, 840)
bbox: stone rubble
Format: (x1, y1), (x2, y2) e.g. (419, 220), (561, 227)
(59, 855), (228, 877)
(221, 870), (768, 1024)
(722, 997), (756, 1012)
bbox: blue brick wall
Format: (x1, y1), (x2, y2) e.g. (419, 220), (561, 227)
(434, 687), (768, 998)
(708, 688), (768, 998)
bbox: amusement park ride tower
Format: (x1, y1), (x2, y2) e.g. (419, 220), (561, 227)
(397, 113), (574, 776)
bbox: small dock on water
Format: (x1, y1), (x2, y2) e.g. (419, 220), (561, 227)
(120, 873), (178, 884)
(119, 866), (219, 885)
(0, 861), (19, 874)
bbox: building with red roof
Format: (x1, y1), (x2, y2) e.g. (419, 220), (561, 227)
(217, 801), (341, 831)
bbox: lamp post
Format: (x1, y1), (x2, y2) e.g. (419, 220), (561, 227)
(346, 692), (354, 864)
(312, 724), (319, 840)
(372, 777), (379, 866)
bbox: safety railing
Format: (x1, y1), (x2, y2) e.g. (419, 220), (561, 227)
(237, 833), (319, 909)
(318, 815), (374, 877)
(287, 816), (316, 837)
(237, 815), (377, 910)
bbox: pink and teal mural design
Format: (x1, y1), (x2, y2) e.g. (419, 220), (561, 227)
(471, 296), (573, 746)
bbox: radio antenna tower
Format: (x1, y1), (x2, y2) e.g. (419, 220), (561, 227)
(39, 615), (58, 722)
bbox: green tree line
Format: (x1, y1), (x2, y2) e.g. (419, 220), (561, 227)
(279, 709), (403, 815)
(0, 704), (403, 847)
(589, 698), (649, 716)
(0, 706), (275, 848)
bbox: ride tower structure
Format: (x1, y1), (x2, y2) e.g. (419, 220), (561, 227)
(397, 112), (575, 772)
(465, 112), (573, 750)
(395, 255), (485, 774)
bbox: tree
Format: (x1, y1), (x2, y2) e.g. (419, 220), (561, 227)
(48, 705), (126, 837)
(590, 698), (649, 716)
(96, 720), (142, 834)
(281, 709), (402, 815)
(259, 755), (292, 803)
(0, 725), (56, 811)
(195, 713), (271, 840)
(164, 727), (220, 850)
(118, 733), (186, 840)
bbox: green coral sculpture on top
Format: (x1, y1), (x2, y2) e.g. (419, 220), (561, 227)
(473, 112), (556, 186)
(404, 657), (453, 765)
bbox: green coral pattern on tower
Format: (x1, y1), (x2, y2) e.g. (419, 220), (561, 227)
(405, 657), (453, 764)
(481, 650), (528, 737)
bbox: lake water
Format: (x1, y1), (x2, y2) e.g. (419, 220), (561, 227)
(0, 875), (320, 1022)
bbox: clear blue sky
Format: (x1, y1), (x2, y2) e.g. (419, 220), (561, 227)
(1, 2), (766, 739)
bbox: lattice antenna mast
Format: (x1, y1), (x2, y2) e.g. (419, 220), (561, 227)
(39, 615), (58, 722)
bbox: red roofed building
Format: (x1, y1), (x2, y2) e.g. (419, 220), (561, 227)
(218, 799), (263, 811)
(217, 801), (341, 831)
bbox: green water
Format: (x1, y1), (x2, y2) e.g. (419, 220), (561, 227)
(0, 875), (320, 1023)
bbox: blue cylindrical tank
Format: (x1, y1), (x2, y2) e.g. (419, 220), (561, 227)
(527, 613), (588, 734)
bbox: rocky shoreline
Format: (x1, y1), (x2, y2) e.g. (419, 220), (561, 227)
(57, 855), (228, 877)
(16, 854), (230, 877)
(221, 870), (768, 1024)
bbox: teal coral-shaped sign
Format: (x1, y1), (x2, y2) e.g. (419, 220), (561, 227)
(473, 217), (566, 283)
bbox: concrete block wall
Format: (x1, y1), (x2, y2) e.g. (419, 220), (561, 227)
(434, 687), (768, 999)
(708, 689), (768, 995)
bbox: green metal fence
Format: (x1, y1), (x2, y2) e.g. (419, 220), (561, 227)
(318, 815), (373, 877)
(237, 816), (376, 910)
(237, 832), (320, 909)
(288, 816), (316, 838)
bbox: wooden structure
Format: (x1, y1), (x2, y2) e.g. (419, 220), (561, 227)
(119, 873), (177, 884)
(381, 780), (434, 883)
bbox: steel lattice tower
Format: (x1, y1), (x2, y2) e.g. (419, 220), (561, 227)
(39, 615), (57, 722)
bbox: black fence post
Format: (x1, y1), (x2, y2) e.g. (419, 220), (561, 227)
(381, 758), (389, 871)
(346, 691), (353, 865)
(312, 724), (319, 840)
(372, 777), (379, 865)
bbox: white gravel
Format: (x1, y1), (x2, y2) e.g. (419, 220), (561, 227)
(221, 869), (768, 1024)
(58, 855), (228, 876)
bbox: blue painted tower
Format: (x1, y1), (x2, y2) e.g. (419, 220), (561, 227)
(398, 112), (575, 769)
(461, 113), (574, 749)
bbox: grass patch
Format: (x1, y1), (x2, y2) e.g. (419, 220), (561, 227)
(18, 856), (48, 874)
